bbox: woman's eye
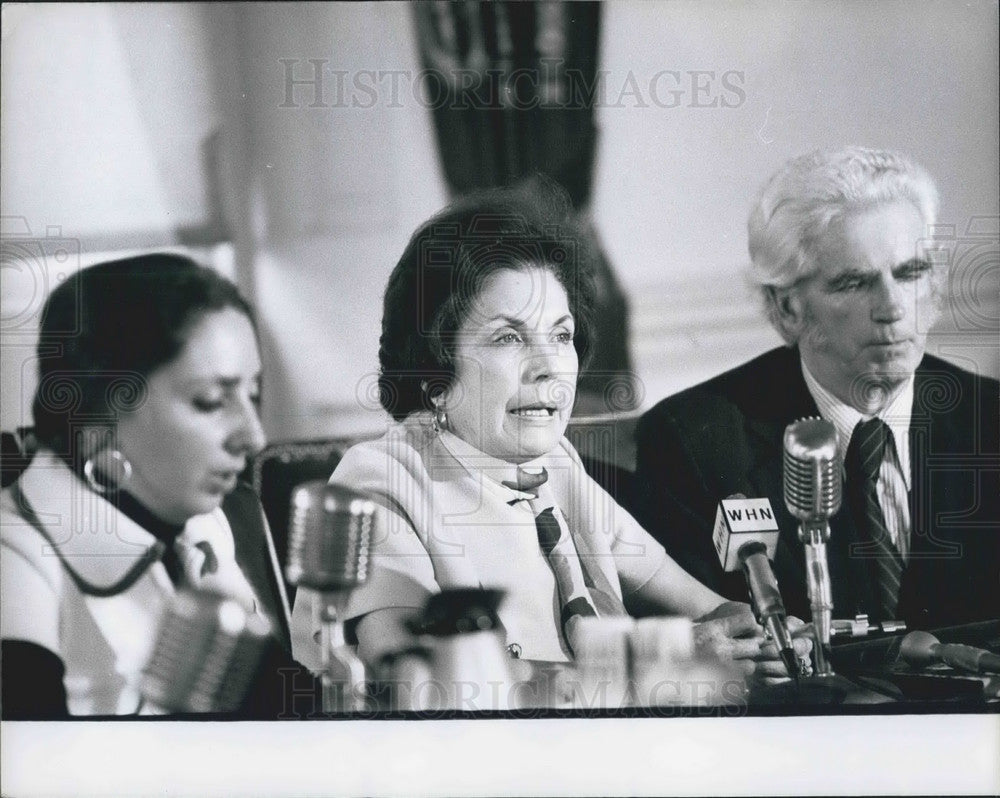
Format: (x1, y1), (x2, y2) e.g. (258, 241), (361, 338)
(554, 330), (574, 344)
(193, 398), (224, 412)
(495, 331), (522, 344)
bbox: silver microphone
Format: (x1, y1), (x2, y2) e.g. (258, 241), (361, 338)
(286, 480), (374, 712)
(783, 417), (842, 676)
(140, 588), (271, 714)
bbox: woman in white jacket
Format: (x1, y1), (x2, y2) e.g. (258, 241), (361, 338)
(292, 183), (810, 698)
(0, 254), (299, 717)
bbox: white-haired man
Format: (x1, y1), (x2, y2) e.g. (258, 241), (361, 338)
(633, 146), (998, 630)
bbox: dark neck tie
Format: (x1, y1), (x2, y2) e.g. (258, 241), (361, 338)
(163, 539), (220, 587)
(845, 418), (903, 622)
(502, 466), (627, 656)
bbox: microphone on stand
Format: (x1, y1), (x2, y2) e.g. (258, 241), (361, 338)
(140, 588), (271, 714)
(783, 417), (842, 677)
(286, 480), (374, 712)
(899, 631), (1000, 675)
(713, 494), (800, 679)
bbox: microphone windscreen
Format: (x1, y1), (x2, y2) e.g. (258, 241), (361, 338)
(141, 589), (271, 713)
(286, 481), (374, 592)
(783, 418), (842, 520)
(898, 630), (938, 668)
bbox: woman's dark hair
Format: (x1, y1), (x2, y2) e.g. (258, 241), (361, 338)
(378, 178), (596, 421)
(32, 253), (256, 452)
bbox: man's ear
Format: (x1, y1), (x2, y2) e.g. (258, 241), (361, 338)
(769, 285), (808, 343)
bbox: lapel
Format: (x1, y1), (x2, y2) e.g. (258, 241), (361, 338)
(905, 358), (966, 559)
(907, 362), (932, 558)
(17, 450), (163, 584)
(896, 357), (994, 625)
(13, 451), (175, 706)
(223, 484), (292, 652)
(422, 431), (524, 590)
(17, 450), (269, 642)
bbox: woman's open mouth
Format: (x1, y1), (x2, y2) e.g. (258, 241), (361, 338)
(510, 404), (557, 418)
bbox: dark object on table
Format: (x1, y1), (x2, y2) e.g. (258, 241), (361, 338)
(898, 630), (1000, 675)
(829, 619), (1000, 704)
(409, 588), (506, 637)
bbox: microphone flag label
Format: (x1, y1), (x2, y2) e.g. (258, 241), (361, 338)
(713, 497), (780, 572)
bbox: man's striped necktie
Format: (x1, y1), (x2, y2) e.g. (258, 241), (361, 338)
(845, 417), (904, 622)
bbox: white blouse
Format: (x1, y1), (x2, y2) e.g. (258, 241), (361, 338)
(291, 416), (666, 666)
(1, 450), (263, 715)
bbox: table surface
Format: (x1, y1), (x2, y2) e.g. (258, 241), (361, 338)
(369, 620), (1000, 714)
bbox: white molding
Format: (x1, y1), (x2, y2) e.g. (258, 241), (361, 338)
(628, 279), (783, 409)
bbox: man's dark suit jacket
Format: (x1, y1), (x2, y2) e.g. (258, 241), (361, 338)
(632, 346), (999, 630)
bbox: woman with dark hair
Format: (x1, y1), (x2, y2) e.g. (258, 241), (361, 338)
(1, 254), (303, 717)
(291, 185), (809, 697)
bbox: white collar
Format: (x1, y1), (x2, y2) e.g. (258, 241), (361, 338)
(800, 360), (913, 488)
(436, 429), (547, 482)
(17, 449), (232, 584)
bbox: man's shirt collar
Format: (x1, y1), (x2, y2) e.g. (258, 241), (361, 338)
(800, 359), (913, 489)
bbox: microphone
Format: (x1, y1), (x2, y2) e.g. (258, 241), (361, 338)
(713, 494), (799, 679)
(783, 417), (842, 677)
(899, 631), (1000, 675)
(140, 588), (271, 714)
(286, 480), (374, 712)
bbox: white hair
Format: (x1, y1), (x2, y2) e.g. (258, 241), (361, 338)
(748, 146), (939, 342)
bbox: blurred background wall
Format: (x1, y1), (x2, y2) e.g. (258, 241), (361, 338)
(2, 1), (997, 442)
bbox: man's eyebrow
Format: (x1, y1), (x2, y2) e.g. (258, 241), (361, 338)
(893, 257), (932, 273)
(823, 268), (871, 285)
(822, 258), (933, 287)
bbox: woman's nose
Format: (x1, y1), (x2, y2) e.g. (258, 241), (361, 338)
(227, 399), (267, 456)
(523, 342), (560, 382)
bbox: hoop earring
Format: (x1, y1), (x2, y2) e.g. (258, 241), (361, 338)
(431, 403), (448, 434)
(83, 450), (133, 494)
